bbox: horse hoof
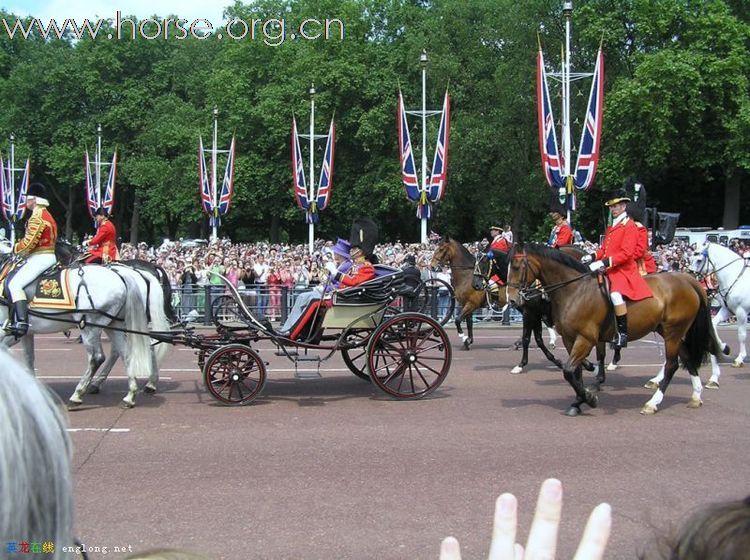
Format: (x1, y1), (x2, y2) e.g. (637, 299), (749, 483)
(510, 366), (523, 374)
(67, 400), (82, 410)
(644, 381), (659, 390)
(87, 385), (100, 394)
(640, 405), (657, 415)
(722, 344), (730, 356)
(586, 392), (599, 409)
(120, 400), (135, 409)
(549, 343), (556, 350)
(564, 405), (581, 417)
(143, 385), (157, 394)
(731, 360), (744, 368)
(607, 363), (618, 372)
(463, 340), (471, 350)
(686, 397), (703, 409)
(705, 380), (720, 389)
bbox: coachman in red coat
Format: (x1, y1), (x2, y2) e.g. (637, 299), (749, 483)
(548, 212), (574, 248)
(84, 207), (119, 264)
(581, 190), (653, 348)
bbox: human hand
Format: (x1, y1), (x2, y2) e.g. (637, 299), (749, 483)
(580, 254), (593, 264)
(589, 261), (605, 272)
(440, 478), (611, 560)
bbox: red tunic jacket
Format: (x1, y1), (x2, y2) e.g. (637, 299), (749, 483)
(634, 222), (657, 275)
(14, 206), (57, 255)
(339, 259), (376, 287)
(595, 217), (653, 301)
(86, 219), (118, 263)
(490, 235), (510, 253)
(550, 221), (573, 248)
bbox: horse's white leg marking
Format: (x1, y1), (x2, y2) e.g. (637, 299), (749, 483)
(546, 327), (556, 348)
(733, 306), (747, 367)
(687, 374), (703, 408)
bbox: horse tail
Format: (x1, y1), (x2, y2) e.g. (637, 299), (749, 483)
(120, 274), (153, 381)
(144, 272), (171, 365)
(683, 282), (724, 370)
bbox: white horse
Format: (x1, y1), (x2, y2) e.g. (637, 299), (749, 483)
(1, 263), (155, 407)
(690, 242), (747, 385)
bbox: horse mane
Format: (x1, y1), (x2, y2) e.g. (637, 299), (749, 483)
(442, 237), (475, 266)
(521, 243), (590, 273)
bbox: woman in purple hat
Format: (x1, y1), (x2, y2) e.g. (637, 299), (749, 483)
(275, 238), (352, 337)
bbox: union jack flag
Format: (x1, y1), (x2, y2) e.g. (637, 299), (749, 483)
(573, 48), (604, 191)
(84, 151), (98, 218)
(15, 159), (28, 220)
(427, 90), (450, 203)
(198, 136), (213, 217)
(0, 156), (11, 222)
(217, 136), (235, 219)
(291, 117), (309, 211)
(102, 151), (117, 215)
(316, 119), (335, 213)
(398, 91), (420, 202)
(537, 49), (564, 188)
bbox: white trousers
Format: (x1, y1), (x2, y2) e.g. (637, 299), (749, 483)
(8, 253), (57, 301)
(610, 291), (624, 306)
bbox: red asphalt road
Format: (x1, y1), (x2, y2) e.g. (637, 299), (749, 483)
(19, 325), (749, 560)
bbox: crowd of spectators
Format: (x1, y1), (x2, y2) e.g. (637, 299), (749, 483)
(116, 234), (750, 321)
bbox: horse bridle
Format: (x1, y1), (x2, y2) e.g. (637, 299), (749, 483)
(694, 249), (747, 302)
(507, 251), (591, 305)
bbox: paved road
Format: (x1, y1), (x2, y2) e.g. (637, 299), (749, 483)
(22, 325), (749, 560)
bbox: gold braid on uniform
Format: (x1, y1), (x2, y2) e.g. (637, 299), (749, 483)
(14, 207), (44, 255)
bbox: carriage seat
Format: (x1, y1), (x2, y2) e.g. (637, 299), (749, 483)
(334, 266), (406, 304)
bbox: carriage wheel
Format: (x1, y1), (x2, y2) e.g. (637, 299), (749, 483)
(211, 295), (244, 328)
(414, 278), (455, 326)
(366, 313), (452, 399)
(341, 331), (372, 382)
(203, 344), (266, 405)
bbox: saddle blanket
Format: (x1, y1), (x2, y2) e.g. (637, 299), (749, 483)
(0, 264), (76, 310)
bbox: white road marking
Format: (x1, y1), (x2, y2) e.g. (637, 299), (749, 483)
(67, 428), (131, 433)
(37, 376), (173, 380)
(10, 348), (72, 351)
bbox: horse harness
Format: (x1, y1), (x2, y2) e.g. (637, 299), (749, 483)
(695, 251), (748, 306)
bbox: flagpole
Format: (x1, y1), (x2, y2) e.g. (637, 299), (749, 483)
(308, 83), (315, 255)
(562, 1), (573, 225)
(8, 133), (15, 245)
(211, 107), (219, 241)
(420, 50), (428, 244)
(96, 123), (102, 209)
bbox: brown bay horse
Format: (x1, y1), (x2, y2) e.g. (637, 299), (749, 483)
(431, 237), (506, 350)
(506, 243), (728, 416)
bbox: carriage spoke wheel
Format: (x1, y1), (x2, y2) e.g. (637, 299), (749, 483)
(414, 278), (455, 326)
(212, 295), (244, 328)
(341, 331), (372, 382)
(203, 344), (266, 405)
(366, 313), (452, 399)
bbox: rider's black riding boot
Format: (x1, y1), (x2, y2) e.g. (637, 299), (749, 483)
(8, 300), (29, 338)
(615, 314), (628, 349)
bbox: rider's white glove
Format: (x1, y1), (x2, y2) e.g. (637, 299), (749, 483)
(580, 254), (593, 264)
(589, 260), (605, 272)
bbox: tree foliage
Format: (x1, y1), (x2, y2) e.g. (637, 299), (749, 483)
(0, 0), (747, 244)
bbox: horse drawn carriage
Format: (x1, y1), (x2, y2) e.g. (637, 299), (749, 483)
(157, 267), (453, 406)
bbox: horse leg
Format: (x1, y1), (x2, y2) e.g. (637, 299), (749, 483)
(466, 311), (474, 346)
(704, 307), (731, 388)
(645, 365), (666, 390)
(69, 328), (106, 408)
(511, 314), (534, 374)
(22, 334), (36, 373)
(546, 326), (557, 349)
(592, 342), (606, 389)
(607, 346), (621, 372)
(679, 346), (704, 409)
(641, 338), (681, 415)
(145, 342), (160, 394)
(562, 337), (598, 417)
(534, 317), (563, 370)
(110, 328), (139, 408)
(455, 306), (472, 350)
(89, 334), (120, 394)
(731, 307), (747, 368)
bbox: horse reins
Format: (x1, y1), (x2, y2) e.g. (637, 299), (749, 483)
(507, 252), (591, 303)
(696, 251), (747, 304)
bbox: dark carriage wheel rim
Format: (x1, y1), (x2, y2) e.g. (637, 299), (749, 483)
(203, 344), (266, 405)
(366, 313), (452, 399)
(341, 333), (372, 383)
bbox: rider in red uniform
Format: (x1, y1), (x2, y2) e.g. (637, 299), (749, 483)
(548, 211), (574, 248)
(634, 221), (657, 275)
(488, 225), (511, 253)
(339, 218), (378, 287)
(581, 189), (653, 348)
(84, 207), (118, 264)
